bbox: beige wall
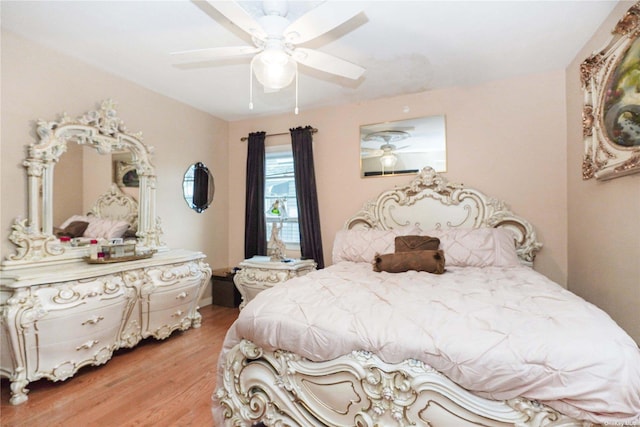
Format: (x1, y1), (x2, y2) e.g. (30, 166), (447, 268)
(0, 31), (230, 301)
(228, 71), (569, 285)
(4, 4), (636, 345)
(566, 1), (640, 344)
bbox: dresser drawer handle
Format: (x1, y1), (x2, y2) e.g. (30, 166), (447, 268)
(82, 315), (104, 326)
(176, 291), (188, 300)
(171, 310), (184, 318)
(76, 340), (99, 351)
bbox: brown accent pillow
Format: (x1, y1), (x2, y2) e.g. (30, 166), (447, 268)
(123, 228), (137, 239)
(395, 235), (440, 252)
(373, 250), (446, 274)
(55, 221), (90, 238)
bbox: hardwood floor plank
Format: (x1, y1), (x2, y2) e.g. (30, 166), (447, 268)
(0, 305), (238, 426)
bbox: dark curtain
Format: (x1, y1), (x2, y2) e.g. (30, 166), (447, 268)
(244, 132), (267, 259)
(290, 126), (324, 269)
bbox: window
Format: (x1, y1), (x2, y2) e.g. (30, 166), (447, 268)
(265, 148), (300, 248)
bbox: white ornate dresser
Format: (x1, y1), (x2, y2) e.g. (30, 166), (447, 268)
(0, 100), (211, 405)
(234, 257), (316, 309)
(0, 249), (210, 405)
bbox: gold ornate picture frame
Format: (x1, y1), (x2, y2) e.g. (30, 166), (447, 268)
(115, 160), (139, 187)
(581, 3), (640, 181)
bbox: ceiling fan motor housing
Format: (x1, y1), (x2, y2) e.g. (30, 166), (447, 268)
(262, 0), (289, 17)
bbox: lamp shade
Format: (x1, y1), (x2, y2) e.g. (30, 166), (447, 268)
(251, 48), (297, 90)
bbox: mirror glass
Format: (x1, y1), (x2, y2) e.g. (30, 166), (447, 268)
(183, 162), (214, 213)
(360, 115), (446, 177)
(54, 144), (138, 229)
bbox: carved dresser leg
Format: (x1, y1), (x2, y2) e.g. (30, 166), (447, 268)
(9, 370), (29, 405)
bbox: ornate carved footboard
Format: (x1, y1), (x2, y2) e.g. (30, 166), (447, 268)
(214, 340), (588, 427)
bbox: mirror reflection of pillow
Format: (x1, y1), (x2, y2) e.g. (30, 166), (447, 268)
(55, 221), (90, 238)
(59, 215), (91, 229)
(83, 218), (131, 239)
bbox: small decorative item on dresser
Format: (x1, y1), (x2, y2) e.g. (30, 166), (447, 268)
(211, 268), (241, 308)
(233, 256), (317, 309)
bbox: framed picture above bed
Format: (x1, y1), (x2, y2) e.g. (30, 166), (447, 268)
(581, 3), (640, 181)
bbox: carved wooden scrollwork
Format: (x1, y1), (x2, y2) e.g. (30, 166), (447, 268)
(581, 3), (640, 180)
(345, 167), (542, 266)
(215, 339), (587, 427)
(2, 99), (162, 268)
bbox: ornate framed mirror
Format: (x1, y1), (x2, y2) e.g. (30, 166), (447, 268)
(360, 115), (447, 178)
(581, 4), (640, 181)
(183, 162), (215, 213)
(2, 100), (163, 268)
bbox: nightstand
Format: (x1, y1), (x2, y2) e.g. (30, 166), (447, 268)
(211, 268), (241, 307)
(234, 256), (317, 309)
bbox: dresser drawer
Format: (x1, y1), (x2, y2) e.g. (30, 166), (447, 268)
(144, 298), (197, 339)
(140, 268), (206, 339)
(145, 282), (201, 312)
(35, 275), (128, 312)
(26, 298), (128, 380)
(143, 261), (206, 293)
(31, 297), (128, 347)
(29, 327), (120, 381)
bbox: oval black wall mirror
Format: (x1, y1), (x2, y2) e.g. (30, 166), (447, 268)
(183, 162), (214, 213)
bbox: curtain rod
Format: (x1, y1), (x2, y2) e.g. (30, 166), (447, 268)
(240, 128), (318, 141)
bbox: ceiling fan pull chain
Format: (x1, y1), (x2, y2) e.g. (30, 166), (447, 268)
(249, 61), (254, 110)
(294, 68), (299, 115)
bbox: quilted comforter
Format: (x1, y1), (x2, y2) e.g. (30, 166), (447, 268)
(220, 262), (640, 424)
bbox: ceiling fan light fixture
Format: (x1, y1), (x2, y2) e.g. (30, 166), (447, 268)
(380, 152), (398, 169)
(251, 47), (297, 90)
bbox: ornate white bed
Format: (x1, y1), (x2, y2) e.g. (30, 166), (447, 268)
(212, 168), (640, 426)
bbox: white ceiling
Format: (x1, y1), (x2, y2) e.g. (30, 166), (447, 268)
(1, 0), (618, 121)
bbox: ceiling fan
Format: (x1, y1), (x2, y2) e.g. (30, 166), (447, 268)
(171, 0), (366, 101)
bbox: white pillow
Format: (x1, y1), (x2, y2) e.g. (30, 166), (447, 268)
(83, 218), (130, 239)
(426, 228), (520, 267)
(332, 226), (421, 264)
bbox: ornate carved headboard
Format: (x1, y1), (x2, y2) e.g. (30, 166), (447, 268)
(345, 167), (542, 265)
(90, 184), (139, 232)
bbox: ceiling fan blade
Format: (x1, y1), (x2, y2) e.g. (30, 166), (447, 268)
(284, 2), (362, 45)
(294, 48), (365, 80)
(170, 46), (260, 64)
(204, 0), (266, 40)
(361, 150), (383, 158)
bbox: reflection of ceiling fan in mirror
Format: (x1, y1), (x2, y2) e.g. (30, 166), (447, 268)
(361, 130), (411, 159)
(171, 0), (366, 112)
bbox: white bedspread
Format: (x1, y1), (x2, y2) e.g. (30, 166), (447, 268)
(221, 262), (640, 424)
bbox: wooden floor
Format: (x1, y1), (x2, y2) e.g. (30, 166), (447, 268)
(0, 305), (239, 427)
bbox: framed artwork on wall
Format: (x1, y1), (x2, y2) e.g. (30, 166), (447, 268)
(581, 3), (640, 181)
(114, 160), (139, 187)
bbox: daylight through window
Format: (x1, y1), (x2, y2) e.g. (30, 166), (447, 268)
(265, 149), (300, 247)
